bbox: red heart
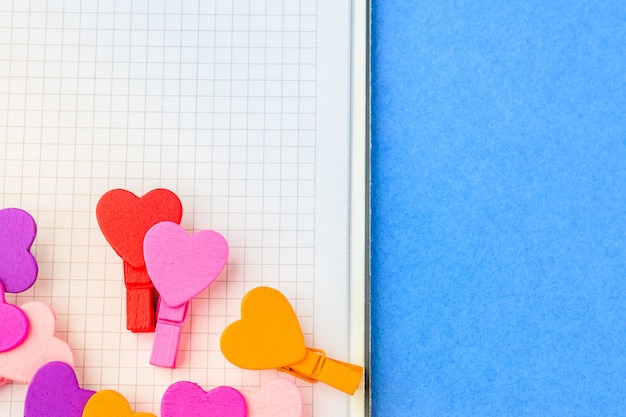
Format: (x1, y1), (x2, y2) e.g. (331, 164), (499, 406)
(96, 189), (183, 267)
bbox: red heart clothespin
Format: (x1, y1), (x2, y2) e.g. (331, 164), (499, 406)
(220, 287), (364, 395)
(96, 189), (183, 332)
(144, 221), (228, 368)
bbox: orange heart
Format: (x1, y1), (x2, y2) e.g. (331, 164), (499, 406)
(220, 287), (306, 369)
(82, 390), (156, 417)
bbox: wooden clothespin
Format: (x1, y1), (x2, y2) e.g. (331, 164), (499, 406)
(220, 287), (364, 395)
(144, 221), (228, 368)
(0, 208), (38, 352)
(96, 189), (183, 332)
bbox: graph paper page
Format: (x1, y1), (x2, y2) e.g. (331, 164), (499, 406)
(0, 0), (363, 416)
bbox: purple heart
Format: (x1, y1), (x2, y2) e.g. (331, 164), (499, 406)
(0, 283), (29, 352)
(24, 361), (96, 417)
(0, 208), (38, 293)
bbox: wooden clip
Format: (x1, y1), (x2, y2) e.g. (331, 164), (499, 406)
(144, 222), (228, 368)
(149, 299), (188, 368)
(96, 189), (183, 333)
(123, 262), (157, 332)
(220, 286), (364, 395)
(282, 348), (364, 395)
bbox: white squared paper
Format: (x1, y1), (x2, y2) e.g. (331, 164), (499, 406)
(0, 1), (364, 416)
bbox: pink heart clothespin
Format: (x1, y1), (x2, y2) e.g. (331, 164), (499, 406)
(144, 221), (228, 368)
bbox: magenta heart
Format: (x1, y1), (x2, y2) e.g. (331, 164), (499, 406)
(24, 361), (95, 417)
(144, 222), (228, 307)
(0, 208), (38, 293)
(0, 283), (29, 352)
(161, 382), (246, 417)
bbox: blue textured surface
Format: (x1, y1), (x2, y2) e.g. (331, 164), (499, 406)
(370, 1), (626, 416)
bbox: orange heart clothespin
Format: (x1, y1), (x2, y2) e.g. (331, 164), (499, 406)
(220, 286), (363, 395)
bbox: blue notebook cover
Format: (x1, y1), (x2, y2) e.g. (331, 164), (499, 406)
(370, 1), (626, 415)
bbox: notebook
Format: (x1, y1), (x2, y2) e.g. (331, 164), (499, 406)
(0, 1), (368, 416)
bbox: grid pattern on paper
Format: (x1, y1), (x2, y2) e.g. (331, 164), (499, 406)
(0, 0), (318, 416)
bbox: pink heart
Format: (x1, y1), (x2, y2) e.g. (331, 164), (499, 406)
(144, 222), (228, 307)
(0, 302), (74, 383)
(0, 283), (29, 352)
(161, 382), (246, 417)
(242, 379), (303, 417)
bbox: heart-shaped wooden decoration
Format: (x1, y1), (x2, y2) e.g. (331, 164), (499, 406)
(220, 287), (306, 370)
(0, 302), (74, 383)
(82, 390), (156, 417)
(24, 361), (95, 417)
(96, 189), (182, 267)
(143, 222), (228, 308)
(0, 207), (38, 293)
(242, 379), (302, 417)
(161, 382), (246, 417)
(0, 283), (29, 352)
